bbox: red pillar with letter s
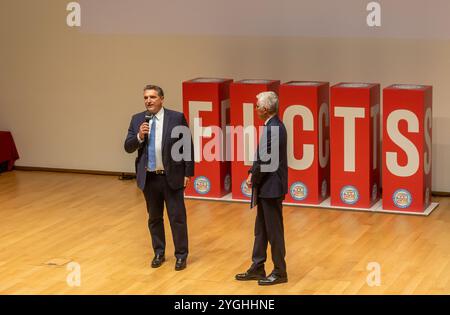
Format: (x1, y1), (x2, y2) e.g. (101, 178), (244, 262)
(382, 84), (432, 213)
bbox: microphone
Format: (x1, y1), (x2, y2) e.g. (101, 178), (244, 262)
(145, 113), (153, 123)
(144, 112), (153, 141)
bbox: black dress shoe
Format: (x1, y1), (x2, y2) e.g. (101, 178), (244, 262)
(151, 254), (165, 268)
(175, 258), (187, 271)
(258, 273), (288, 286)
(235, 269), (266, 281)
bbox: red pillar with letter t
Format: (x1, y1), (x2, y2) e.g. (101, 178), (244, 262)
(330, 83), (381, 208)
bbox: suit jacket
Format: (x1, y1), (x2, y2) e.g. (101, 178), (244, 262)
(250, 115), (288, 199)
(124, 108), (195, 191)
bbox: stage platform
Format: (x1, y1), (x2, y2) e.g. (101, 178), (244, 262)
(185, 194), (439, 216)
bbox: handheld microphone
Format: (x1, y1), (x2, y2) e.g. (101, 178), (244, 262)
(144, 112), (153, 141)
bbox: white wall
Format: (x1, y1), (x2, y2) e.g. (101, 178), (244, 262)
(1, 0), (449, 191)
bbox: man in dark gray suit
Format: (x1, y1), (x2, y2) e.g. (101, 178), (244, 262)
(124, 85), (194, 271)
(235, 91), (288, 285)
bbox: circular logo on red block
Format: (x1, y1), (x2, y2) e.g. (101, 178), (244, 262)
(392, 189), (412, 209)
(340, 185), (359, 205)
(194, 176), (211, 195)
(241, 180), (252, 198)
(290, 182), (308, 201)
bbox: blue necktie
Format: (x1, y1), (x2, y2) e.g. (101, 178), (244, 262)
(147, 116), (156, 171)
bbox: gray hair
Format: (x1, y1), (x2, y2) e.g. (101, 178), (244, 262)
(144, 84), (164, 97)
(256, 91), (279, 114)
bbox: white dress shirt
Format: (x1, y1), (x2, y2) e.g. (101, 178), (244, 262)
(137, 107), (165, 171)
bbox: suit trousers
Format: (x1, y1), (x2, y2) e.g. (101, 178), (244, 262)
(143, 172), (188, 260)
(251, 197), (287, 276)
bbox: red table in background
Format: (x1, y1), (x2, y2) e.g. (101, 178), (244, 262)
(0, 131), (19, 171)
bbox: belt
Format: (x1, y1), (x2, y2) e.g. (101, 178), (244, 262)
(147, 169), (165, 175)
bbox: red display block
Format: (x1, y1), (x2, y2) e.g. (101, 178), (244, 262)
(279, 81), (330, 204)
(183, 78), (233, 198)
(330, 83), (381, 208)
(230, 79), (280, 200)
(382, 84), (432, 213)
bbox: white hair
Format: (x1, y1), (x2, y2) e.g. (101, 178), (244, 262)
(256, 91), (279, 114)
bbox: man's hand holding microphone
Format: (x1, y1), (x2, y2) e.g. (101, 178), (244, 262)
(138, 114), (153, 141)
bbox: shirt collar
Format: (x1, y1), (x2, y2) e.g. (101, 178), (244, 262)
(264, 114), (276, 126)
(154, 107), (164, 120)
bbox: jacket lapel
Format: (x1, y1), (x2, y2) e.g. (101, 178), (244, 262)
(161, 109), (171, 152)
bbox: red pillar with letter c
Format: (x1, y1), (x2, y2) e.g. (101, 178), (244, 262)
(279, 81), (330, 205)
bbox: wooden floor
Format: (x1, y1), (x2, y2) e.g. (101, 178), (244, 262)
(0, 170), (449, 295)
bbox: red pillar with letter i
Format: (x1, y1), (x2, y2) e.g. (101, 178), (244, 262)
(382, 84), (432, 213)
(229, 79), (280, 200)
(279, 81), (330, 205)
(183, 78), (233, 198)
(330, 83), (381, 208)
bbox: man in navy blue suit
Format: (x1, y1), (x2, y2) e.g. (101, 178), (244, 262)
(235, 91), (288, 285)
(124, 85), (194, 271)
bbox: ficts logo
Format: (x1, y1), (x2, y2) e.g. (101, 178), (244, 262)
(194, 176), (211, 195)
(290, 182), (308, 201)
(393, 189), (412, 208)
(241, 180), (252, 198)
(340, 185), (359, 204)
(224, 174), (231, 192)
(321, 179), (328, 198)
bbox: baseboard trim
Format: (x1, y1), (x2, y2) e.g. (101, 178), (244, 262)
(14, 166), (135, 178)
(432, 191), (450, 197)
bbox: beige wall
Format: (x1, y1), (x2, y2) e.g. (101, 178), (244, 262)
(1, 0), (449, 191)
